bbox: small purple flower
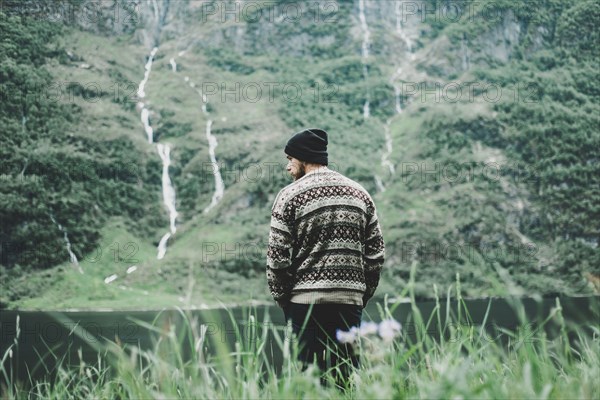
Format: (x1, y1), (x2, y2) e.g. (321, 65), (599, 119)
(336, 326), (359, 344)
(337, 319), (402, 344)
(378, 319), (402, 342)
(359, 321), (379, 336)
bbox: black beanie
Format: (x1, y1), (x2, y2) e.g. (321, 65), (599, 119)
(284, 128), (328, 165)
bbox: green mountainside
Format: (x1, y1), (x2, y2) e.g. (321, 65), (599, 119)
(1, 0), (598, 309)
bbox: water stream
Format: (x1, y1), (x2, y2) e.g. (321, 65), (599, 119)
(379, 2), (419, 184)
(395, 2), (415, 58)
(171, 52), (225, 213)
(204, 119), (225, 213)
(381, 122), (395, 176)
(136, 46), (179, 260)
(358, 0), (371, 119)
(137, 47), (158, 143)
(157, 143), (178, 235)
(49, 214), (82, 273)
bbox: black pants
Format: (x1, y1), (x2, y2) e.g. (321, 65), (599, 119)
(284, 302), (362, 389)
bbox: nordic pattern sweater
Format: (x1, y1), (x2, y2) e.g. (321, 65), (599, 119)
(266, 167), (385, 307)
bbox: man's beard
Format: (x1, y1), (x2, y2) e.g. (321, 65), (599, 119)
(292, 163), (306, 181)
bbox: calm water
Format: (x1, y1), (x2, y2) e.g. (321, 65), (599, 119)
(1, 296), (598, 384)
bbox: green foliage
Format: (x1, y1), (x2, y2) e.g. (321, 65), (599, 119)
(490, 61), (600, 244)
(206, 48), (256, 75)
(394, 0), (599, 298)
(556, 1), (600, 59)
(0, 12), (161, 273)
(156, 110), (193, 139)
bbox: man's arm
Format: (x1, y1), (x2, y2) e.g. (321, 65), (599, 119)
(363, 207), (385, 308)
(266, 205), (295, 308)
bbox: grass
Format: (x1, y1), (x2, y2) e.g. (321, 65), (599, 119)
(2, 270), (598, 399)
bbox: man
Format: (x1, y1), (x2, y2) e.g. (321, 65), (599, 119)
(266, 128), (385, 389)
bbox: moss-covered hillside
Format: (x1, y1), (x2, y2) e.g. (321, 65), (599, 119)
(1, 0), (598, 309)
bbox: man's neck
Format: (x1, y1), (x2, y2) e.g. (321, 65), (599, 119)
(304, 164), (329, 176)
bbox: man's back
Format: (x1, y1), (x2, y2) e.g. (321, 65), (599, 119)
(267, 167), (385, 308)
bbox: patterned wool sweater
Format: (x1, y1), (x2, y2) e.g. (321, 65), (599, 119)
(267, 167), (385, 307)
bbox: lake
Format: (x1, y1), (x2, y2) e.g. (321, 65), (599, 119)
(1, 295), (598, 385)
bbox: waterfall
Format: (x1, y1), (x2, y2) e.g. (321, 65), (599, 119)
(157, 232), (171, 260)
(378, 2), (421, 180)
(156, 143), (178, 260)
(49, 214), (82, 273)
(381, 121), (395, 175)
(137, 47), (159, 143)
(157, 143), (178, 234)
(171, 51), (225, 213)
(140, 107), (154, 143)
(137, 47), (158, 99)
(392, 1), (418, 113)
(204, 119), (225, 213)
(375, 175), (385, 193)
(391, 67), (403, 115)
(394, 84), (402, 114)
(359, 0), (370, 119)
(201, 94), (208, 114)
(395, 2), (414, 57)
(169, 57), (177, 72)
(151, 0), (160, 22)
(136, 47), (180, 260)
